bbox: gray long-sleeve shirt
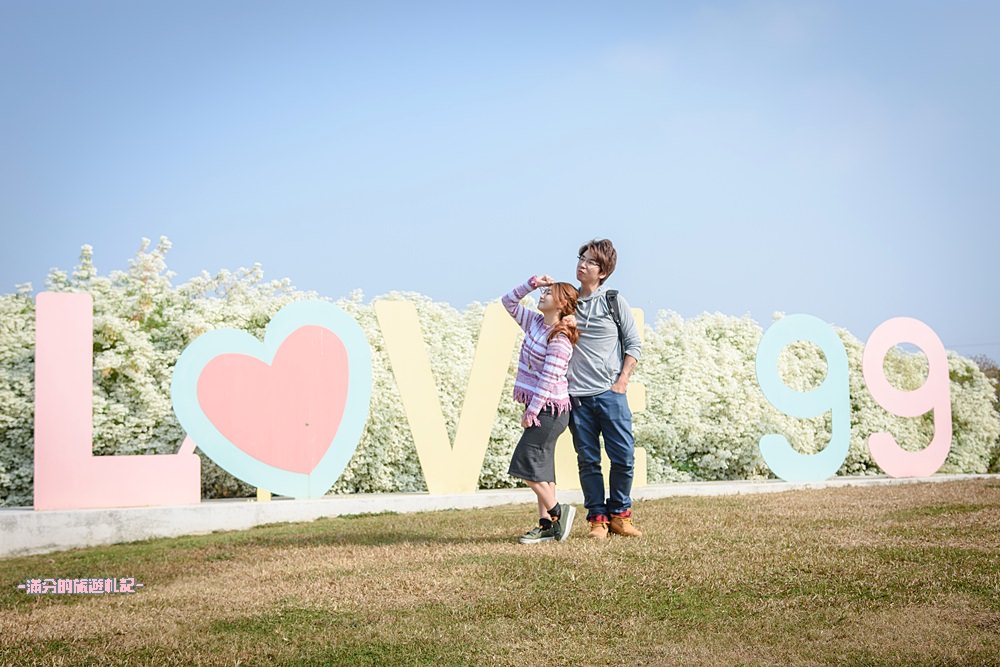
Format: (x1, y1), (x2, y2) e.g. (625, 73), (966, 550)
(567, 285), (642, 397)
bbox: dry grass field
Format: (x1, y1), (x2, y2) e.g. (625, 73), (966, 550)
(1, 478), (998, 666)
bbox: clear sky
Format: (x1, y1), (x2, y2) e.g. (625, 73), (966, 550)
(2, 1), (999, 363)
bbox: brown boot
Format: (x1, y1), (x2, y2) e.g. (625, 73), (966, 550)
(609, 511), (642, 538)
(587, 517), (610, 540)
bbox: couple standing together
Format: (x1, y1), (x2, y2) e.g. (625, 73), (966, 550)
(501, 238), (642, 543)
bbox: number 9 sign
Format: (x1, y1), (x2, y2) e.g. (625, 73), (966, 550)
(756, 315), (952, 481)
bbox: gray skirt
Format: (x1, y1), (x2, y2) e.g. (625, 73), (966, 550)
(507, 407), (570, 483)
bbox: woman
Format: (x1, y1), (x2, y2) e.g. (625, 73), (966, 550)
(501, 275), (580, 544)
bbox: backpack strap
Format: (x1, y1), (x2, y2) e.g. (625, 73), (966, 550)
(606, 290), (625, 362)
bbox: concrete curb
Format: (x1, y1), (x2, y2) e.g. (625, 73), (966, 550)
(2, 473), (995, 558)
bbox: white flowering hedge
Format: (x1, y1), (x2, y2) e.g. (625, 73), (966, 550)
(1, 240), (998, 506)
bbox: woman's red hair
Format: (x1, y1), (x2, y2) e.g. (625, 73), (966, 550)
(547, 282), (580, 345)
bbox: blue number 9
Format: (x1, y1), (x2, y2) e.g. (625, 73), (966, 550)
(756, 314), (850, 481)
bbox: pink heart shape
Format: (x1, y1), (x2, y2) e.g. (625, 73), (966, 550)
(196, 325), (348, 475)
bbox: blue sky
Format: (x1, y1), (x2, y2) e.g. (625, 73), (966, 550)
(3, 1), (999, 363)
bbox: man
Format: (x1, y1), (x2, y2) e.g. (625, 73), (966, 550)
(567, 239), (643, 539)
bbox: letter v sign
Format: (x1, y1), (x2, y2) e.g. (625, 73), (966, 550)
(374, 301), (520, 494)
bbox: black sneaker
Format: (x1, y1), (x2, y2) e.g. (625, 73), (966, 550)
(552, 504), (577, 542)
(519, 524), (557, 544)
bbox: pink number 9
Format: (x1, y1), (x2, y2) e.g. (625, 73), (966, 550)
(862, 317), (952, 477)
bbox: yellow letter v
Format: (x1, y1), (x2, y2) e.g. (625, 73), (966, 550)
(374, 301), (520, 494)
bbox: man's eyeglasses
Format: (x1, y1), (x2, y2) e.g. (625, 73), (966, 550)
(577, 255), (601, 268)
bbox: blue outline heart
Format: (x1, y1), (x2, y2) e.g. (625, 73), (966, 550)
(171, 300), (372, 499)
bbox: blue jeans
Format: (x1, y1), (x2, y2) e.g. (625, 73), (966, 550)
(569, 389), (634, 520)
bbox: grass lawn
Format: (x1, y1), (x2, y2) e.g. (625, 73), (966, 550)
(1, 479), (998, 666)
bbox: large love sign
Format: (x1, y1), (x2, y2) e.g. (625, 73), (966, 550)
(171, 301), (372, 499)
(33, 292), (951, 511)
(757, 314), (952, 482)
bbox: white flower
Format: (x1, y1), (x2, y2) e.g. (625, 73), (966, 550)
(1, 240), (998, 506)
